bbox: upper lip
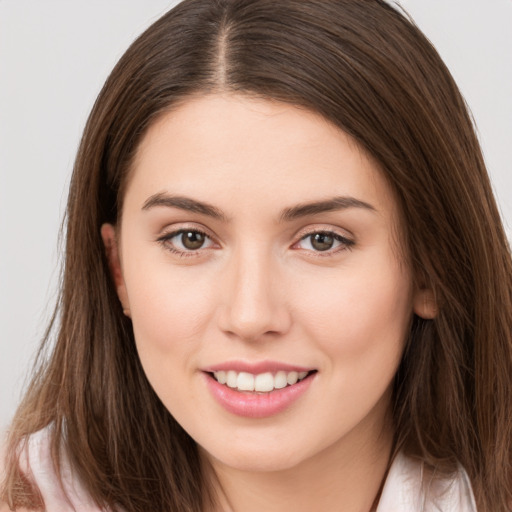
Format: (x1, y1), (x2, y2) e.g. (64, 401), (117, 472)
(202, 360), (315, 374)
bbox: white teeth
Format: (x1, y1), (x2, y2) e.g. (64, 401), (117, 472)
(287, 371), (298, 385)
(216, 370), (227, 384)
(274, 371), (288, 389)
(237, 372), (255, 391)
(212, 369), (311, 392)
(226, 370), (238, 388)
(254, 372), (274, 392)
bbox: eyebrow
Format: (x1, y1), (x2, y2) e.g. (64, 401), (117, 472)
(142, 192), (376, 222)
(279, 196), (376, 222)
(142, 193), (228, 221)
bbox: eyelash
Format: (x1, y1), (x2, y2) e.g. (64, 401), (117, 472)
(157, 228), (355, 258)
(294, 229), (355, 257)
(157, 228), (213, 258)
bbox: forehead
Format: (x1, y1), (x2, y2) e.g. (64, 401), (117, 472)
(125, 93), (397, 222)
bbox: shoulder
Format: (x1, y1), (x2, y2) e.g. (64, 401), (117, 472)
(0, 432), (30, 512)
(377, 451), (478, 512)
(9, 426), (104, 512)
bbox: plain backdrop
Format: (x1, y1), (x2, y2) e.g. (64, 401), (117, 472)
(1, 0), (511, 430)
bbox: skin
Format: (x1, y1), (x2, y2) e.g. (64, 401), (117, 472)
(102, 94), (435, 512)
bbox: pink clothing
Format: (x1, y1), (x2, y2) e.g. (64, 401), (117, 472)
(19, 427), (477, 511)
(18, 429), (102, 512)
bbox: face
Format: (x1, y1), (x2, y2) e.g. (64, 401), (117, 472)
(102, 94), (434, 474)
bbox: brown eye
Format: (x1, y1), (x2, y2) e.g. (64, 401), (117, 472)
(310, 233), (334, 251)
(159, 229), (214, 254)
(180, 231), (206, 250)
(296, 231), (354, 254)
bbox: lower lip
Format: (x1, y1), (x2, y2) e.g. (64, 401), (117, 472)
(204, 372), (315, 418)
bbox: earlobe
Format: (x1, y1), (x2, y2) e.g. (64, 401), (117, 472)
(100, 223), (131, 317)
(413, 287), (437, 319)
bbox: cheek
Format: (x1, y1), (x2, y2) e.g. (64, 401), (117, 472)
(122, 261), (220, 415)
(292, 258), (413, 363)
(123, 259), (216, 359)
(290, 260), (412, 430)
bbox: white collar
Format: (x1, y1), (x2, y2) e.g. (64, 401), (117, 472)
(377, 451), (477, 511)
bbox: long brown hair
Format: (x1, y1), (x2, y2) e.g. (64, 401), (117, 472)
(2, 1), (512, 510)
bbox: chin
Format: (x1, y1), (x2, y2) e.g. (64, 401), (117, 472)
(199, 435), (320, 473)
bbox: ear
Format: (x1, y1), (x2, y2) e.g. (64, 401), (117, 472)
(412, 285), (437, 319)
(100, 223), (131, 317)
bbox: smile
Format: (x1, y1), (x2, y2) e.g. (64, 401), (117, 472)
(204, 365), (317, 418)
(212, 370), (310, 392)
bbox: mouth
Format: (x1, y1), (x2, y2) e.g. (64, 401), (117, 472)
(203, 362), (318, 417)
(208, 370), (316, 393)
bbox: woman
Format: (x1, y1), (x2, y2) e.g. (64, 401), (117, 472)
(2, 0), (511, 510)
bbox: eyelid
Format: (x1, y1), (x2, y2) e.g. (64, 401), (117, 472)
(157, 222), (217, 240)
(294, 224), (354, 242)
(156, 223), (220, 256)
(292, 225), (355, 254)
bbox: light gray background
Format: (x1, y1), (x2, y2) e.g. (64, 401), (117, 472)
(1, 0), (511, 430)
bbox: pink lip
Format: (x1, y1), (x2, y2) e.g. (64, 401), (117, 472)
(203, 360), (313, 374)
(203, 370), (316, 419)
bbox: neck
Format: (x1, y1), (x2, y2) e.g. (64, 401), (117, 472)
(203, 404), (394, 512)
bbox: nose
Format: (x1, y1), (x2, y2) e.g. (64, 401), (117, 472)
(217, 245), (292, 342)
